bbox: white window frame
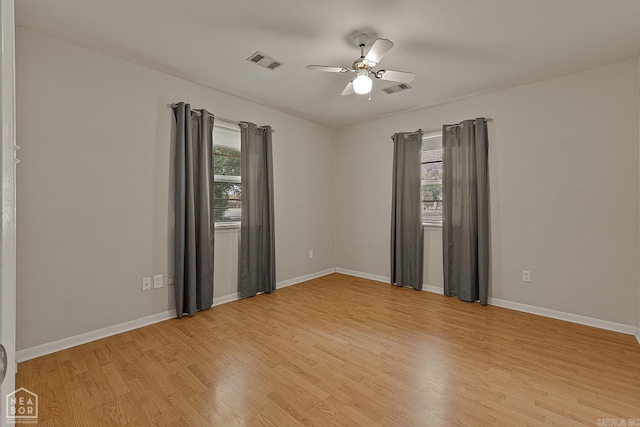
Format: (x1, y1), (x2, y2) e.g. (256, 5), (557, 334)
(213, 122), (242, 229)
(421, 132), (443, 227)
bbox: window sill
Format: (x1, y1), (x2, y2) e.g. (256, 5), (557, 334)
(215, 222), (240, 233)
(423, 222), (442, 229)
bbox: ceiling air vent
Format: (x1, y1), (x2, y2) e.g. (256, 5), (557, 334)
(247, 51), (283, 71)
(382, 83), (412, 94)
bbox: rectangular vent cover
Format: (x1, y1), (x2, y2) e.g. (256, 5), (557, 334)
(382, 83), (412, 94)
(247, 52), (283, 71)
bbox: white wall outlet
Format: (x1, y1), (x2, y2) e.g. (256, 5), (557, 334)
(142, 277), (152, 291)
(153, 274), (164, 289)
(168, 276), (174, 286)
(522, 270), (531, 282)
(308, 250), (314, 259)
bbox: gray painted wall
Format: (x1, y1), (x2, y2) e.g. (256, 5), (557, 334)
(335, 58), (640, 327)
(15, 27), (337, 350)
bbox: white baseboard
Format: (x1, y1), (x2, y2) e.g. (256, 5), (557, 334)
(212, 293), (240, 307)
(277, 268), (336, 288)
(335, 268), (639, 338)
(16, 309), (177, 362)
(423, 285), (444, 294)
(16, 268), (337, 363)
(335, 267), (389, 284)
(334, 267), (445, 296)
(488, 297), (638, 336)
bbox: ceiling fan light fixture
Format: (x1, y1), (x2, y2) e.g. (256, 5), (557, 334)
(306, 35), (414, 97)
(353, 73), (372, 95)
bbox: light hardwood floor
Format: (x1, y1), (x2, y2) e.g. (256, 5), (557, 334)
(17, 273), (640, 426)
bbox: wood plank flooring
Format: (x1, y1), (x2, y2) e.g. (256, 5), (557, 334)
(17, 273), (640, 426)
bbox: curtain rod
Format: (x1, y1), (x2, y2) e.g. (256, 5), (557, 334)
(402, 129), (423, 139)
(445, 118), (492, 131)
(168, 104), (275, 132)
(393, 118), (493, 140)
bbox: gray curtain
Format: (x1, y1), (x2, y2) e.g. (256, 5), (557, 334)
(172, 102), (215, 318)
(390, 131), (424, 290)
(442, 118), (489, 305)
(239, 122), (276, 298)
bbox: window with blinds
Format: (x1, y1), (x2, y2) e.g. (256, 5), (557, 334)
(213, 124), (241, 223)
(421, 134), (443, 224)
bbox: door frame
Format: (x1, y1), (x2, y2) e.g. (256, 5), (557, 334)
(0, 0), (17, 425)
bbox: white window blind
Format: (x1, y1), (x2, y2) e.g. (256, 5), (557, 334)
(421, 133), (443, 224)
(213, 124), (242, 223)
(213, 123), (241, 151)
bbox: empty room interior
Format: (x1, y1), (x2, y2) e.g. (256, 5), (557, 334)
(1, 0), (640, 425)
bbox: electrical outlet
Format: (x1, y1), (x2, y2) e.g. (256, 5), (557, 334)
(142, 277), (152, 291)
(154, 274), (164, 289)
(308, 250), (314, 259)
(522, 270), (531, 282)
(168, 276), (174, 286)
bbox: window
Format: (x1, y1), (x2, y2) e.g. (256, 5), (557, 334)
(421, 133), (443, 224)
(213, 124), (241, 224)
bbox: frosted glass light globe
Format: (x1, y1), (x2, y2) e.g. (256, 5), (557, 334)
(353, 73), (373, 94)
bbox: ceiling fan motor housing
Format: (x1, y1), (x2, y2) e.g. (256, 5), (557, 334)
(354, 33), (371, 48)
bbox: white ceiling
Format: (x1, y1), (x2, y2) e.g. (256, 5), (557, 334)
(15, 0), (640, 128)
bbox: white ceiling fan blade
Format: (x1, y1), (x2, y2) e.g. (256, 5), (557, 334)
(341, 81), (355, 96)
(375, 70), (415, 83)
(306, 65), (350, 73)
(364, 39), (394, 66)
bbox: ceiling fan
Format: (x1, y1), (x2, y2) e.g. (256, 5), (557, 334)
(306, 33), (415, 96)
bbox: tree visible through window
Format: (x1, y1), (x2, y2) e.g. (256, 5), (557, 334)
(213, 125), (242, 223)
(421, 135), (443, 224)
